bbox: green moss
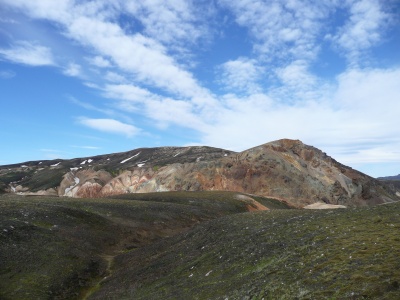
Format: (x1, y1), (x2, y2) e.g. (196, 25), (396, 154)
(94, 203), (400, 299)
(2, 194), (400, 299)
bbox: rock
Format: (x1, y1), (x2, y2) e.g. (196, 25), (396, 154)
(1, 139), (398, 207)
(303, 202), (347, 209)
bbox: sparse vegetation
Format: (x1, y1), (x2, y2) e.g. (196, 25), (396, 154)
(90, 202), (400, 300)
(1, 192), (399, 299)
(0, 192), (271, 299)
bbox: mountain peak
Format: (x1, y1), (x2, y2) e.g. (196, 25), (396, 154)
(1, 140), (398, 207)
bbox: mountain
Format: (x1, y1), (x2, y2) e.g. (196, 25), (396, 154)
(0, 146), (232, 195)
(378, 174), (400, 181)
(378, 174), (400, 198)
(1, 139), (398, 207)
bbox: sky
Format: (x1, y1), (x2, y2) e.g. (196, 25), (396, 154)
(0, 0), (399, 178)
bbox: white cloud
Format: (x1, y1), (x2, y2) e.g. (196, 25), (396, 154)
(104, 84), (157, 105)
(217, 57), (262, 93)
(66, 16), (206, 99)
(0, 41), (55, 66)
(78, 118), (140, 137)
(1, 0), (399, 177)
(123, 0), (209, 48)
(63, 62), (81, 77)
(330, 0), (389, 64)
(0, 0), (71, 21)
(199, 67), (400, 166)
(88, 55), (111, 68)
(271, 60), (331, 103)
(70, 145), (100, 150)
(0, 70), (16, 79)
(103, 83), (211, 130)
(219, 0), (332, 60)
(276, 60), (315, 87)
(104, 71), (126, 83)
(144, 97), (209, 130)
(3, 1), (208, 99)
(70, 96), (135, 125)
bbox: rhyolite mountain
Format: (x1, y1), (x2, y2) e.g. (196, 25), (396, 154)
(1, 139), (398, 207)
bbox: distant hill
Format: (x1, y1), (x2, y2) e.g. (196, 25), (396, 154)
(1, 139), (398, 207)
(378, 174), (400, 197)
(378, 174), (400, 181)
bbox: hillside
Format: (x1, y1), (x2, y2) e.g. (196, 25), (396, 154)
(92, 201), (400, 299)
(0, 191), (283, 299)
(0, 146), (232, 195)
(1, 139), (398, 207)
(1, 193), (400, 299)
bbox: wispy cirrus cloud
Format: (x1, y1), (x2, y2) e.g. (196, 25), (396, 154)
(0, 41), (55, 66)
(0, 70), (16, 79)
(69, 96), (134, 124)
(39, 148), (72, 160)
(77, 117), (140, 137)
(70, 145), (100, 150)
(103, 83), (210, 130)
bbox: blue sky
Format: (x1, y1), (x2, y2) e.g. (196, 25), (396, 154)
(0, 0), (399, 178)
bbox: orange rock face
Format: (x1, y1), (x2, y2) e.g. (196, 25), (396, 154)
(54, 139), (398, 207)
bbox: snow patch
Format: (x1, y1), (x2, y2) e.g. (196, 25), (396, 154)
(39, 162), (42, 164)
(107, 158), (110, 161)
(11, 186), (16, 192)
(120, 152), (141, 163)
(80, 160), (87, 165)
(51, 162), (61, 167)
(21, 165), (28, 168)
(136, 160), (148, 168)
(70, 167), (79, 171)
(88, 159), (93, 163)
(224, 154), (228, 157)
(173, 152), (181, 157)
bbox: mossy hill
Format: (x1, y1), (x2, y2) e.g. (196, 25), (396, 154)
(1, 192), (400, 299)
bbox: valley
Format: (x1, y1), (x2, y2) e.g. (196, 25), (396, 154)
(1, 192), (400, 299)
(1, 139), (399, 299)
